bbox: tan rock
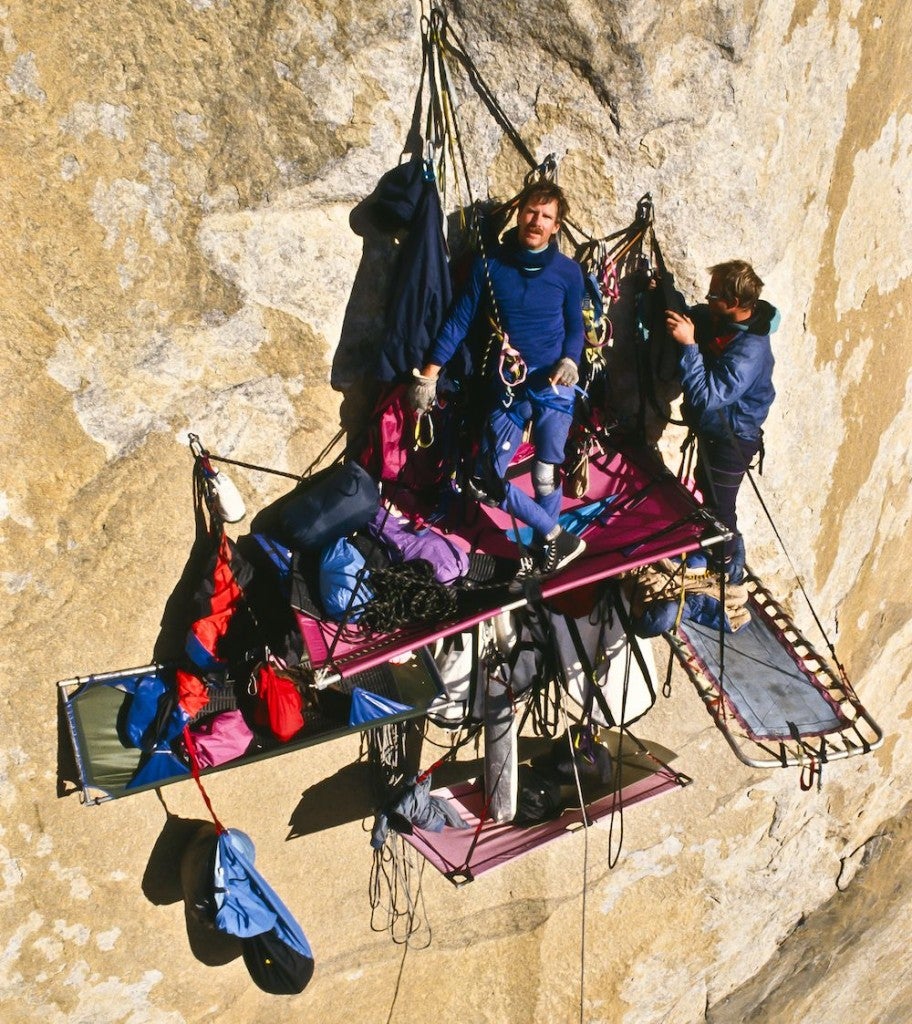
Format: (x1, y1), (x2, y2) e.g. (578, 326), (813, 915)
(1, 1), (910, 1022)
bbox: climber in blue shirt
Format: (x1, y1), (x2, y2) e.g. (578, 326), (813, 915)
(408, 180), (586, 577)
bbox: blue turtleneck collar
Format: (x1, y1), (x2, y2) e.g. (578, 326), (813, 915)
(500, 226), (559, 276)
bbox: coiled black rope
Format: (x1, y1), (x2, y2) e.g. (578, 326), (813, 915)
(357, 560), (459, 635)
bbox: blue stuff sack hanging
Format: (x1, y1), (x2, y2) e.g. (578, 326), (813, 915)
(212, 829), (315, 994)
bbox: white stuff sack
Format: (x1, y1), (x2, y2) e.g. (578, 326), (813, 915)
(511, 593), (657, 728)
(428, 630), (478, 728)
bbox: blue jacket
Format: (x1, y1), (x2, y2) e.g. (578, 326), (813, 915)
(429, 228), (585, 372)
(366, 158), (453, 382)
(679, 300), (778, 441)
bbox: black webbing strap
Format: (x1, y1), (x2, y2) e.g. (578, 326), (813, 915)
(566, 589), (690, 783)
(558, 602), (630, 866)
(561, 607), (618, 730)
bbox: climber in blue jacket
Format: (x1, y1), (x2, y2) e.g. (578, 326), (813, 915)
(665, 260), (779, 582)
(408, 180), (586, 578)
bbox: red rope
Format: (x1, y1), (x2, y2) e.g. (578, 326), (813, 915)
(182, 726), (226, 834)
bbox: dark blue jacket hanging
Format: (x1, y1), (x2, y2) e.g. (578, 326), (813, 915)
(366, 157), (453, 381)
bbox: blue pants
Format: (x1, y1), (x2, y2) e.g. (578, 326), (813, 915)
(477, 380), (575, 543)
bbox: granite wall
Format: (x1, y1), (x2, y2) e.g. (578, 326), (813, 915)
(1, 1), (910, 1021)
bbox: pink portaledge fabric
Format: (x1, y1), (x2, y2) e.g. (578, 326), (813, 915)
(400, 769), (683, 883)
(297, 441), (721, 678)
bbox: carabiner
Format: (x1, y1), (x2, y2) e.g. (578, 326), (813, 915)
(498, 347), (527, 388)
(525, 153), (558, 186)
(584, 311), (613, 351)
(600, 261), (620, 303)
(187, 432), (216, 477)
(422, 141), (437, 181)
(800, 758), (822, 792)
(414, 408), (435, 450)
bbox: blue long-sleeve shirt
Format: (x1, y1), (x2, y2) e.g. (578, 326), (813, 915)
(679, 301), (778, 441)
(428, 231), (585, 372)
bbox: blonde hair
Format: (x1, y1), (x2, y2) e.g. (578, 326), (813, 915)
(708, 260), (764, 308)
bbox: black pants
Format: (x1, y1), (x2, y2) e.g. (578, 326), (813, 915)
(695, 432), (760, 561)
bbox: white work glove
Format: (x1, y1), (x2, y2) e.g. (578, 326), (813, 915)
(407, 369), (438, 412)
(550, 357), (579, 387)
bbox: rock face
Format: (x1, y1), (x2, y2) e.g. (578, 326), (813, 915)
(1, 1), (910, 1021)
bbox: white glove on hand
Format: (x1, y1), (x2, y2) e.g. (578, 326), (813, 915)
(407, 369), (438, 412)
(550, 357), (579, 387)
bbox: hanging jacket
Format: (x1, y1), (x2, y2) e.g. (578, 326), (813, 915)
(366, 157), (453, 382)
(370, 775), (469, 849)
(678, 300), (778, 441)
(184, 532), (254, 672)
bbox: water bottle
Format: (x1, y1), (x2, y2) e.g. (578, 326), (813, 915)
(188, 433), (246, 523)
(207, 467), (246, 523)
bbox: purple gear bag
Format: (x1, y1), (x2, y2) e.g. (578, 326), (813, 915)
(189, 709), (254, 768)
(368, 508), (469, 584)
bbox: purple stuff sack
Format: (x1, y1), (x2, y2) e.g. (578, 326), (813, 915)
(369, 508), (469, 584)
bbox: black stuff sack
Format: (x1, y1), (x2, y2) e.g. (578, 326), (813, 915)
(512, 764), (564, 827)
(242, 927), (315, 995)
(549, 728), (614, 786)
(272, 461), (380, 551)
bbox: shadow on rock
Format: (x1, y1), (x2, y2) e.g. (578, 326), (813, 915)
(56, 694), (82, 799)
(143, 812), (210, 906)
(286, 759), (378, 840)
(143, 813), (242, 968)
(180, 822), (244, 967)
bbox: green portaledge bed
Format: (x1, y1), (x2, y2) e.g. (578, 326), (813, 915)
(59, 651), (443, 805)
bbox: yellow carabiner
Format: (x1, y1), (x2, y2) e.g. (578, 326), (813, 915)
(414, 409), (435, 450)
